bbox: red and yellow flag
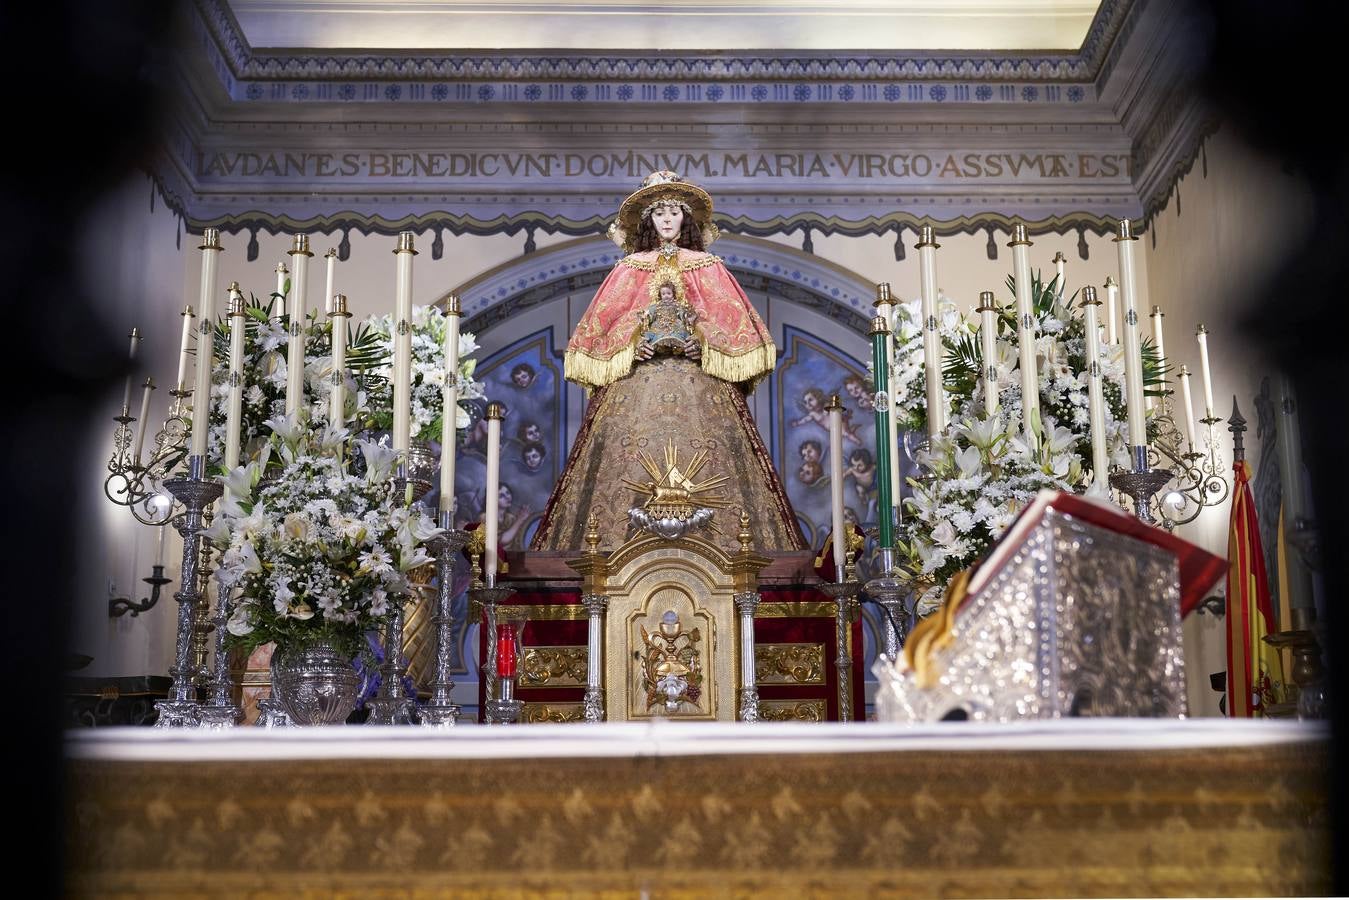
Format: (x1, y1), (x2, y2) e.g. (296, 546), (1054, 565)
(1224, 460), (1283, 716)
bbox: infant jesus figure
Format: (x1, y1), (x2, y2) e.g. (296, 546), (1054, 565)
(635, 281), (701, 362)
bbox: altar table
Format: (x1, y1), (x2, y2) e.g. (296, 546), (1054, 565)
(65, 719), (1329, 898)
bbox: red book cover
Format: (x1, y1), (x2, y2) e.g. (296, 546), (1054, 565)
(965, 490), (1225, 618)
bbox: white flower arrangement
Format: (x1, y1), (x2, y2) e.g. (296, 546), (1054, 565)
(205, 412), (443, 659)
(889, 273), (1163, 612)
(362, 304), (484, 443)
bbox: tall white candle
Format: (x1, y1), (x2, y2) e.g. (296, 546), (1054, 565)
(274, 261), (289, 313)
(484, 402), (503, 584)
(286, 235), (313, 416)
(329, 294), (350, 430)
(977, 290), (999, 416)
(1149, 305), (1167, 412)
(1052, 250), (1067, 300)
(826, 395), (846, 580)
(1114, 219), (1147, 452)
(1196, 325), (1216, 418)
(874, 282), (902, 517)
(916, 226), (945, 438)
(1009, 223), (1039, 443)
(1104, 276), (1120, 345)
(224, 283), (247, 473)
(133, 377), (155, 465)
(155, 523), (167, 568)
(439, 295), (462, 512)
(175, 306), (195, 393)
(392, 232), (417, 453)
(122, 328), (141, 415)
(323, 247), (337, 314)
(1081, 287), (1109, 488)
(190, 229), (223, 459)
(1178, 365), (1198, 454)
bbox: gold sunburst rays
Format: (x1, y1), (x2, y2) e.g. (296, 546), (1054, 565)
(624, 440), (731, 527)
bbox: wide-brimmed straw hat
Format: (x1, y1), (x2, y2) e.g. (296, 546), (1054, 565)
(608, 171), (718, 251)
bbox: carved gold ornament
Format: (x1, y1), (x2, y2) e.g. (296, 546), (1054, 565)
(755, 644), (827, 685)
(639, 610), (703, 713)
(625, 440), (730, 539)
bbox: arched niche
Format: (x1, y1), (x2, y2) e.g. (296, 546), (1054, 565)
(440, 234), (896, 691)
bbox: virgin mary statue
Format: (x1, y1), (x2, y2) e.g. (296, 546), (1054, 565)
(532, 171), (805, 553)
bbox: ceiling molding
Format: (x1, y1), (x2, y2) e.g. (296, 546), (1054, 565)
(191, 0), (1127, 86)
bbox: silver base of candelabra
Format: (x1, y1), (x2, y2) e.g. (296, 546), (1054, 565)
(419, 522), (470, 728)
(485, 699), (523, 724)
(1109, 468), (1174, 525)
(153, 701), (202, 728)
(255, 698), (292, 727)
(197, 704), (243, 729)
(154, 456), (223, 729)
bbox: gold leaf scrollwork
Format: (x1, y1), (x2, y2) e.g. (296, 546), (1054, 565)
(758, 700), (827, 722)
(521, 703), (585, 724)
(755, 643), (826, 685)
(521, 647), (588, 687)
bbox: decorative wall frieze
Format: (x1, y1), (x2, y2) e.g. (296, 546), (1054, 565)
(151, 0), (1215, 250)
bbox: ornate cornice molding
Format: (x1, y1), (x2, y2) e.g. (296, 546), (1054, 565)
(190, 0), (1132, 90)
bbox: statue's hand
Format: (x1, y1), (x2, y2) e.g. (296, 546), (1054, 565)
(635, 341), (656, 361)
(682, 338), (701, 361)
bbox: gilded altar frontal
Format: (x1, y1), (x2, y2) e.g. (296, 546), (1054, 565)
(60, 1), (1338, 898)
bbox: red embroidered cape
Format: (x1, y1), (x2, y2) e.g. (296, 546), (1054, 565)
(563, 248), (776, 387)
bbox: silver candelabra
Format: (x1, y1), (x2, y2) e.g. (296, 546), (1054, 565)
(153, 455), (222, 728)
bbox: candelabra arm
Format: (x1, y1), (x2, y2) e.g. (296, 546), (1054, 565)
(108, 566), (172, 618)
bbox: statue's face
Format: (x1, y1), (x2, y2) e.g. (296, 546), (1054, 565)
(651, 204), (684, 241)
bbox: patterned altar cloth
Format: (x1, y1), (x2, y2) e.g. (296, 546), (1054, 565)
(65, 720), (1329, 897)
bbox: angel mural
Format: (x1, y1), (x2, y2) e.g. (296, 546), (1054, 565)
(531, 171), (805, 552)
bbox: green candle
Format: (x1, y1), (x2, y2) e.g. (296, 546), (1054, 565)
(871, 315), (894, 549)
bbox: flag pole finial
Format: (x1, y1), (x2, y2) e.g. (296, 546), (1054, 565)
(1227, 397), (1247, 463)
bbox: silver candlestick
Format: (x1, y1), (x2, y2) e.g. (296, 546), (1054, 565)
(469, 582), (515, 724)
(420, 512), (469, 727)
(365, 599), (419, 725)
(819, 554), (862, 723)
(154, 455), (222, 728)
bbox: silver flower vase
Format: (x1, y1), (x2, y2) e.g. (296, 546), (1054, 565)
(269, 641), (360, 725)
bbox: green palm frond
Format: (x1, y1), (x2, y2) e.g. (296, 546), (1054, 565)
(345, 321), (389, 372)
(942, 332), (983, 396)
(1141, 337), (1169, 396)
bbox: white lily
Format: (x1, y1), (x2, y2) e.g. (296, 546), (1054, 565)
(356, 439), (398, 485)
